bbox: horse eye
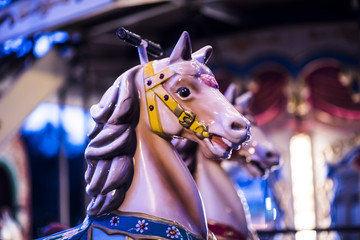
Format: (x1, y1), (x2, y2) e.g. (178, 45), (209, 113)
(177, 87), (191, 98)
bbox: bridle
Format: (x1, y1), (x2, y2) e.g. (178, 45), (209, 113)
(143, 61), (210, 140)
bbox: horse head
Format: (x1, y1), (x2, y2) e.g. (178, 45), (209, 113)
(225, 85), (280, 177)
(236, 125), (280, 177)
(137, 31), (251, 159)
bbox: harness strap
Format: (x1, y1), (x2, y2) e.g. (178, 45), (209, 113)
(144, 61), (210, 139)
(145, 90), (163, 133)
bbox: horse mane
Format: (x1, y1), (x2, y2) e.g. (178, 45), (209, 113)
(84, 65), (141, 215)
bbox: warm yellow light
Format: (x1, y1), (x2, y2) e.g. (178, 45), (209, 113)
(295, 230), (317, 240)
(290, 133), (316, 232)
(248, 147), (255, 154)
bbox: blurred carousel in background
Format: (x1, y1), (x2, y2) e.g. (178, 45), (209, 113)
(0, 0), (359, 239)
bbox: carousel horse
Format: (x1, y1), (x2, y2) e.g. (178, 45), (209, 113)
(174, 85), (280, 240)
(38, 32), (251, 240)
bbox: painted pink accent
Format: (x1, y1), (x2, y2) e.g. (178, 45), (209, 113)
(208, 222), (246, 240)
(200, 74), (219, 89)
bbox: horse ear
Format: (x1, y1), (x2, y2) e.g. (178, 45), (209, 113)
(192, 46), (213, 64)
(235, 91), (253, 112)
(224, 83), (242, 104)
(169, 31), (192, 63)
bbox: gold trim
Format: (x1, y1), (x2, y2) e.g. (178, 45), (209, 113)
(173, 105), (184, 118)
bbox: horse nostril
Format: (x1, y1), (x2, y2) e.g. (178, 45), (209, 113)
(231, 122), (244, 130)
(266, 151), (280, 161)
(266, 152), (275, 158)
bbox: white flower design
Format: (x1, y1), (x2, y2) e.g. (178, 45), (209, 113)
(110, 216), (119, 226)
(166, 226), (180, 239)
(135, 219), (148, 233)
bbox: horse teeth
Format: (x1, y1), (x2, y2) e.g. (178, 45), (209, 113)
(222, 137), (232, 147)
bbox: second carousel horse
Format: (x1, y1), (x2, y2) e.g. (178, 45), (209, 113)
(174, 86), (280, 240)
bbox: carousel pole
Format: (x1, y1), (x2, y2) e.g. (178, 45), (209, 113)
(58, 66), (70, 227)
(55, 43), (81, 227)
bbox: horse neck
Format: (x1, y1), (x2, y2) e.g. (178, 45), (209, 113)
(118, 121), (208, 238)
(195, 150), (249, 237)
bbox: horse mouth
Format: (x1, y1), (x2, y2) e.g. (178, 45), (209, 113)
(204, 134), (240, 159)
(249, 160), (267, 176)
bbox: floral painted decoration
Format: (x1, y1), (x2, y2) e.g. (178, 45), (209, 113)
(166, 226), (181, 239)
(110, 216), (119, 226)
(135, 219), (149, 233)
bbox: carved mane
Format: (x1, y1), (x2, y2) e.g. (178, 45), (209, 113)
(84, 65), (141, 215)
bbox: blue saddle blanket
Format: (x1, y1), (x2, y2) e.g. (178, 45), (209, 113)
(36, 212), (203, 240)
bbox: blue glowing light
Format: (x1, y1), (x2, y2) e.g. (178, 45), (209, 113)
(33, 34), (52, 58)
(17, 39), (32, 57)
(265, 197), (272, 211)
(0, 0), (11, 9)
(51, 31), (69, 43)
(1, 31), (69, 59)
(3, 36), (24, 54)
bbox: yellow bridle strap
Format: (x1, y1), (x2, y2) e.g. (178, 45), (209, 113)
(143, 61), (210, 139)
(144, 68), (174, 91)
(144, 62), (163, 134)
(145, 91), (163, 134)
(144, 61), (155, 78)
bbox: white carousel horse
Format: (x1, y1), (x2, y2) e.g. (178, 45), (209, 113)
(174, 86), (280, 240)
(38, 32), (251, 240)
(229, 90), (280, 179)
